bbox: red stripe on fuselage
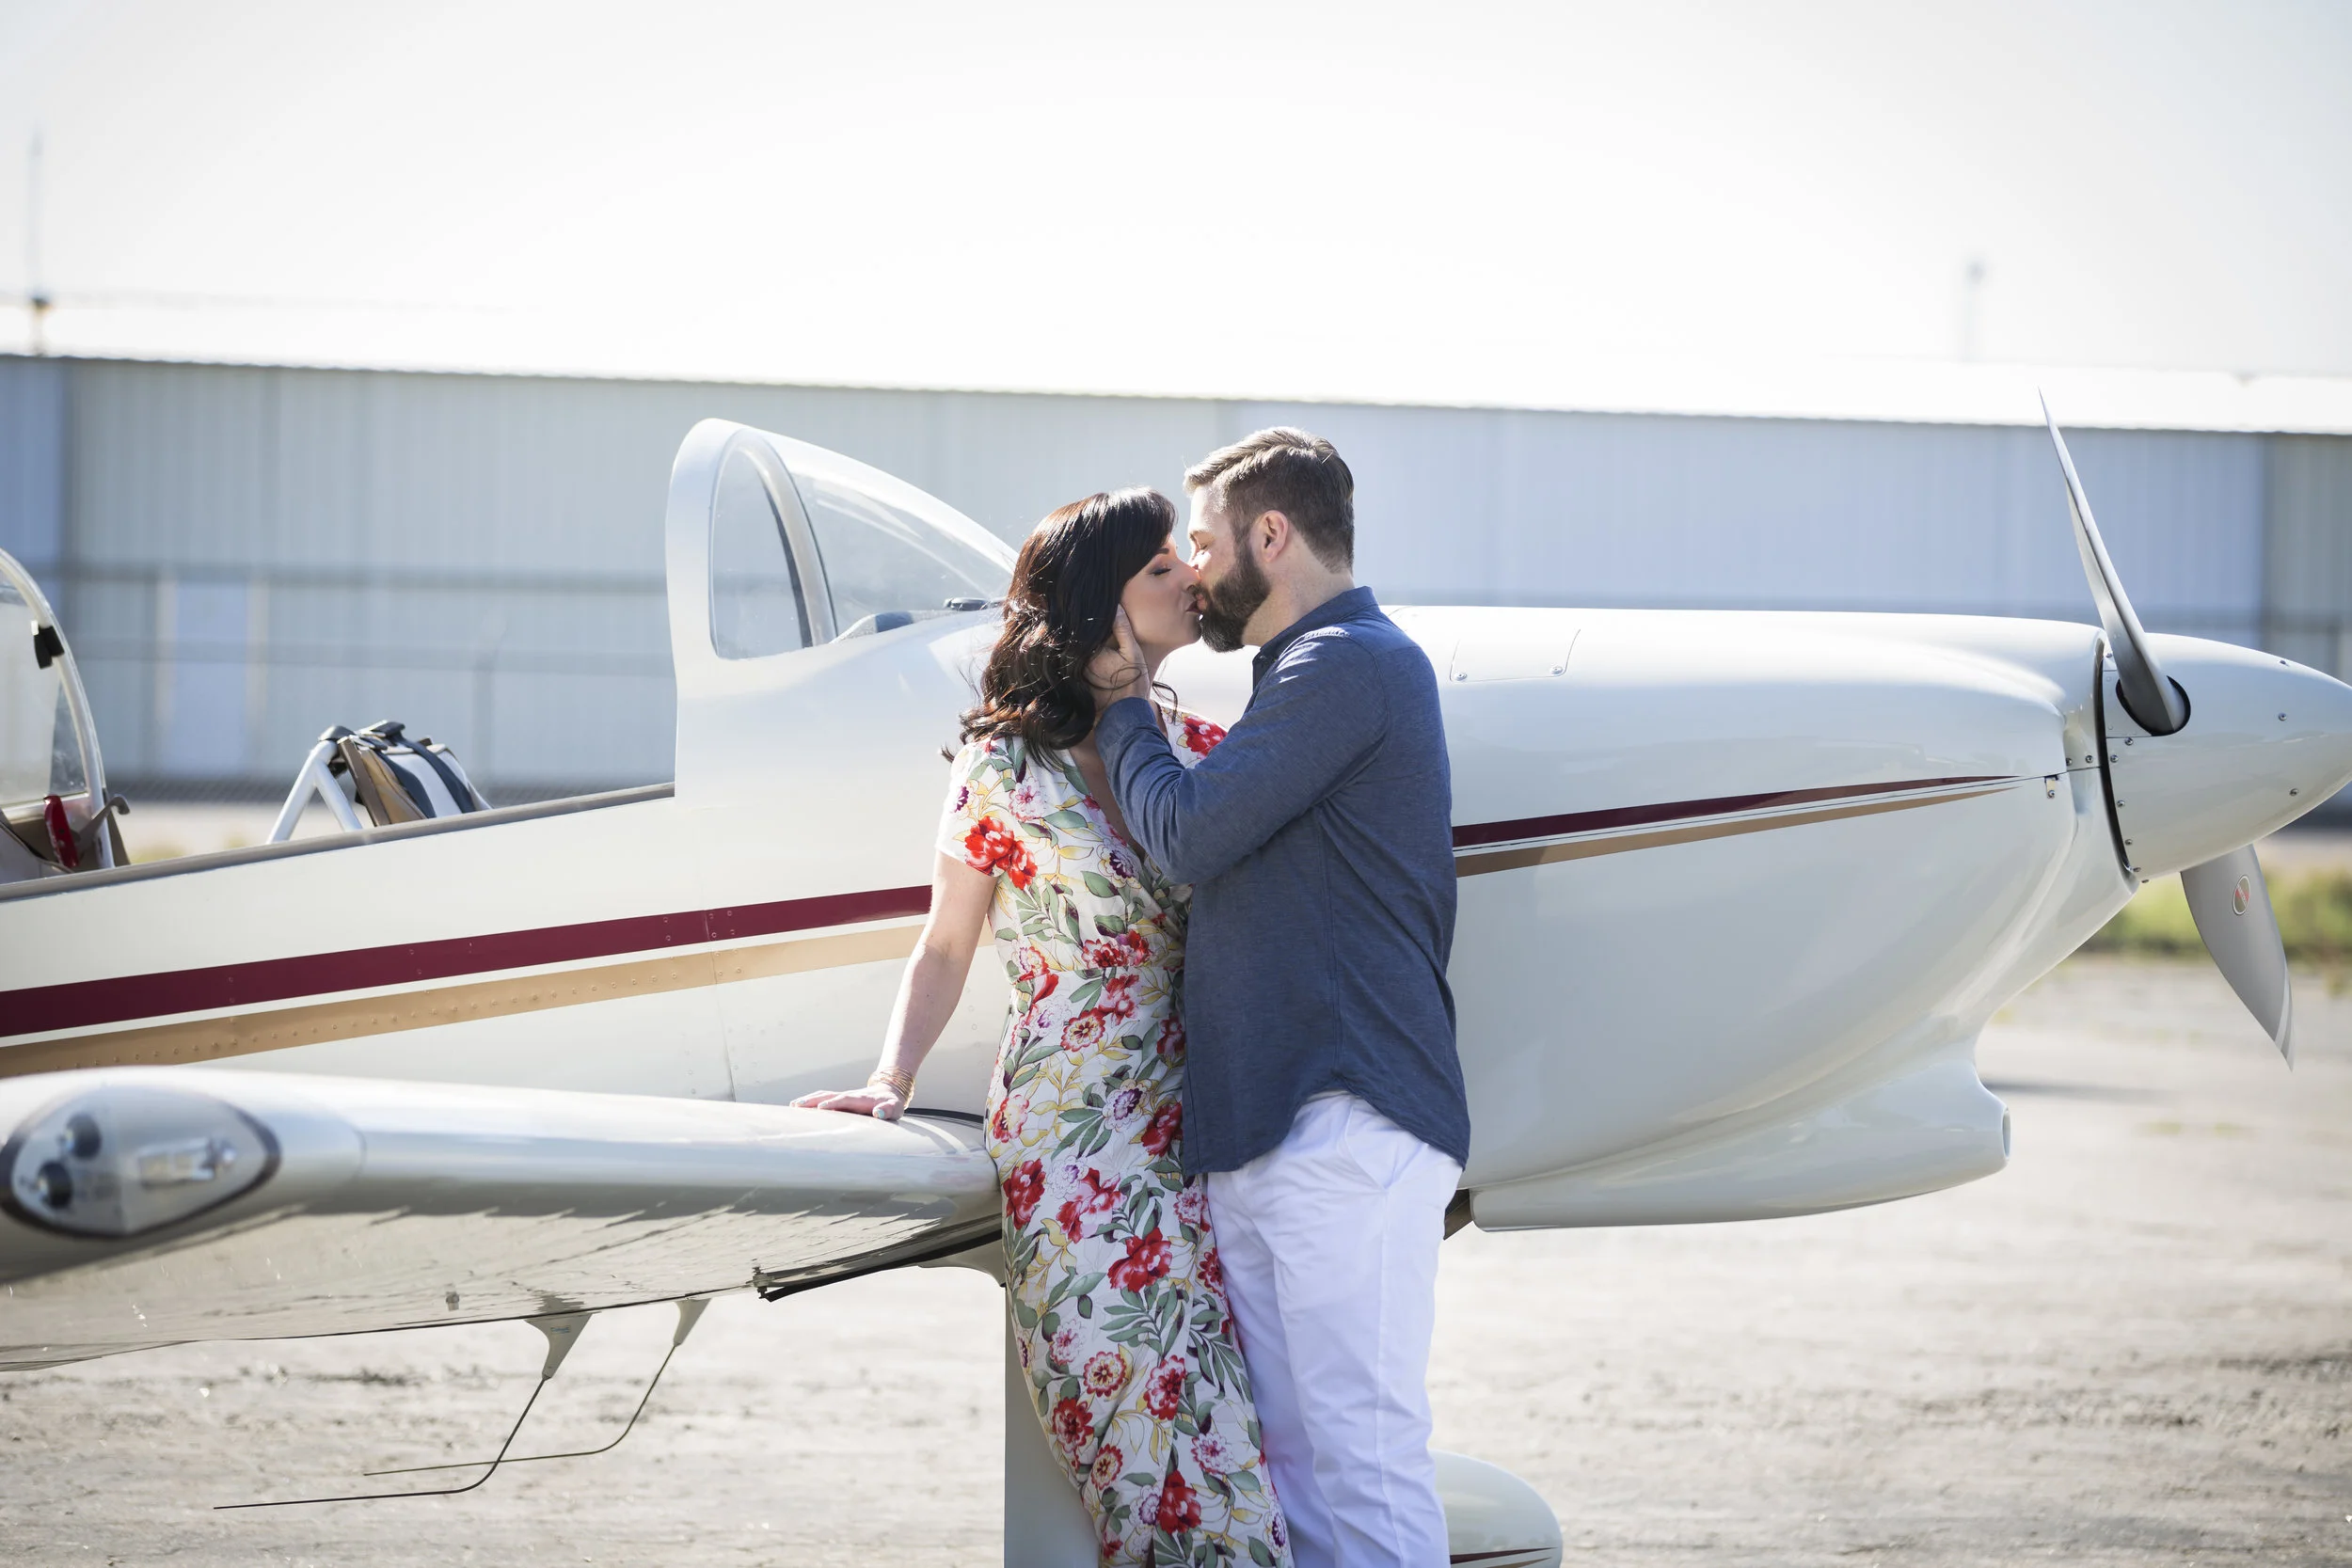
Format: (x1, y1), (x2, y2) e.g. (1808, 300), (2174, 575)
(2, 775), (2015, 1042)
(1448, 775), (2007, 848)
(0, 886), (932, 1040)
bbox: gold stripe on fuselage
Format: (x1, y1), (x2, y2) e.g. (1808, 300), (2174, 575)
(0, 925), (921, 1080)
(1451, 784), (2012, 877)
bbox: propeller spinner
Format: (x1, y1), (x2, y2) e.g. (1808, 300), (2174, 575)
(2043, 397), (2305, 1061)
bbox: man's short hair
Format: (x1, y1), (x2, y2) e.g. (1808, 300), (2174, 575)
(1184, 427), (1354, 570)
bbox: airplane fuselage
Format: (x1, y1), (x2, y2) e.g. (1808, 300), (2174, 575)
(11, 596), (2343, 1239)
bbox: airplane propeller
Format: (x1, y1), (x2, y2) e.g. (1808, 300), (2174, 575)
(2042, 397), (2295, 1063)
(2181, 847), (2295, 1064)
(2042, 393), (2189, 736)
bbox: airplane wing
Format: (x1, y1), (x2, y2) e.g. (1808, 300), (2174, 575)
(0, 1069), (996, 1370)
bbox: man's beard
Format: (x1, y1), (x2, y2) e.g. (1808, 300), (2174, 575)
(1196, 536), (1271, 653)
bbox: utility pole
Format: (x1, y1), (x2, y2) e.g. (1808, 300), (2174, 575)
(1958, 255), (1987, 362)
(26, 133), (51, 356)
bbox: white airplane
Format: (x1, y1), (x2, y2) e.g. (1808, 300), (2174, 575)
(1, 406), (2344, 1565)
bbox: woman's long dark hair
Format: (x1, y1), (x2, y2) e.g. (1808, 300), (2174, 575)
(961, 487), (1177, 757)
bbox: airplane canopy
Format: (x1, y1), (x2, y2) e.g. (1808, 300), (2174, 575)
(0, 550), (108, 881)
(697, 424), (1015, 657)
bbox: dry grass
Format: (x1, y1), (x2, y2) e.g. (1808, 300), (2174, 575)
(2083, 865), (2352, 966)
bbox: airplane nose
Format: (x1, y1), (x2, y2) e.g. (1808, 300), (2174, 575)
(2104, 634), (2352, 879)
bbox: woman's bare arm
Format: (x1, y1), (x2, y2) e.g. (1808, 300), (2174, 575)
(791, 851), (993, 1120)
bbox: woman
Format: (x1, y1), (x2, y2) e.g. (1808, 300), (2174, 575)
(793, 488), (1291, 1567)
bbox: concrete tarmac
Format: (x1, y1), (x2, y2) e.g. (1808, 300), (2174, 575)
(2, 957), (2345, 1565)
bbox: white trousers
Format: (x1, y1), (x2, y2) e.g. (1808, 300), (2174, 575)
(1205, 1093), (1462, 1568)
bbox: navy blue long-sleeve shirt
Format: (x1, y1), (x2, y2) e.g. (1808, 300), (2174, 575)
(1096, 587), (1469, 1176)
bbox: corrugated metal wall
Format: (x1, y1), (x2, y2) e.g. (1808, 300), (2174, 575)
(0, 359), (64, 580)
(0, 355), (2339, 799)
(1240, 401), (2265, 630)
(2264, 436), (2352, 677)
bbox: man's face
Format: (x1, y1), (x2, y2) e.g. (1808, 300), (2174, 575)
(1188, 490), (1271, 653)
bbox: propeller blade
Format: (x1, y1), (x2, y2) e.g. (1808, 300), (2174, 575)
(2180, 846), (2295, 1064)
(2041, 393), (2188, 736)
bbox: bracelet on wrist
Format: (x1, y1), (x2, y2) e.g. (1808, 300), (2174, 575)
(866, 1067), (915, 1101)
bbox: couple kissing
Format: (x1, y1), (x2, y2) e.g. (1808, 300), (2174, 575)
(797, 427), (1470, 1568)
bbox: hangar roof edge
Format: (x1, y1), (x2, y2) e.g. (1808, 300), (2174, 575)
(6, 348), (2350, 437)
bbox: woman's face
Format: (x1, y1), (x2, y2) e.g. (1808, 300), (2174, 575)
(1119, 535), (1202, 657)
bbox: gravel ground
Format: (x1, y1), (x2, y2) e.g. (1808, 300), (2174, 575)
(2, 956), (2345, 1566)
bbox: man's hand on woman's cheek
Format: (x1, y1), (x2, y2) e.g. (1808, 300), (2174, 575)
(1086, 608), (1152, 705)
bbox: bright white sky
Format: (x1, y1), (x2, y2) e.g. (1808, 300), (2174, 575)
(1, 0), (2347, 405)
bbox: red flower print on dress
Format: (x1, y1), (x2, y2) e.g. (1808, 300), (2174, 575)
(1083, 927), (1152, 971)
(1049, 1397), (1094, 1459)
(1154, 1469), (1203, 1533)
(1104, 1084), (1147, 1129)
(1061, 1009), (1107, 1053)
(1080, 1348), (1130, 1397)
(1048, 1324), (1081, 1366)
(1008, 773), (1051, 820)
(1139, 1101), (1182, 1157)
(1154, 1016), (1185, 1061)
(962, 816), (1037, 889)
(1190, 1430), (1236, 1475)
(1172, 1184), (1209, 1227)
(1089, 1445), (1124, 1491)
(1003, 1159), (1046, 1227)
(1199, 1245), (1225, 1297)
(1179, 715), (1226, 757)
(1142, 1354), (1186, 1419)
(1057, 1167), (1120, 1240)
(1014, 944), (1059, 999)
(1098, 973), (1139, 1021)
(1110, 1228), (1173, 1292)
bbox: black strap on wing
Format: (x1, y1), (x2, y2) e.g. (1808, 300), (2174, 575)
(403, 733), (487, 813)
(352, 720), (485, 817)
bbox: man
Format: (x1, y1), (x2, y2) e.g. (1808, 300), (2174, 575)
(1091, 427), (1469, 1568)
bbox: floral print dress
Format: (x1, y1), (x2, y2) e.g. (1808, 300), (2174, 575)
(941, 715), (1292, 1568)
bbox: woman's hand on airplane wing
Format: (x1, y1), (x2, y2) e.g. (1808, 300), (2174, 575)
(790, 1085), (906, 1121)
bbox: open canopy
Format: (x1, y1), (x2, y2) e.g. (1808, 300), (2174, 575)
(695, 424), (1015, 658)
(0, 552), (109, 880)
